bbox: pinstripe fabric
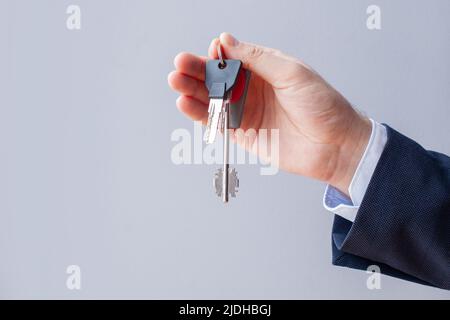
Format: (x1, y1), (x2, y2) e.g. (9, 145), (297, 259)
(331, 125), (450, 290)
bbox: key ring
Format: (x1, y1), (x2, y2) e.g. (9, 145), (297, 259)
(217, 44), (226, 69)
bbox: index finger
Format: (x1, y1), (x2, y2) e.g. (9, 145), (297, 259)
(174, 52), (208, 81)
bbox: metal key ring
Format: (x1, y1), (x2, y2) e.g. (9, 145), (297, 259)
(217, 44), (226, 69)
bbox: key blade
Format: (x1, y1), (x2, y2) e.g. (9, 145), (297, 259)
(203, 99), (216, 143)
(214, 168), (223, 197)
(222, 103), (230, 203)
(204, 98), (223, 144)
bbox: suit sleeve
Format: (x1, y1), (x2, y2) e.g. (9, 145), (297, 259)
(331, 125), (450, 290)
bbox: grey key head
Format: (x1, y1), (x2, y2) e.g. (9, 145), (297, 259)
(213, 168), (239, 198)
(205, 60), (242, 98)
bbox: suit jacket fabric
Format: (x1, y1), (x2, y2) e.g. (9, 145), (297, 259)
(331, 125), (450, 290)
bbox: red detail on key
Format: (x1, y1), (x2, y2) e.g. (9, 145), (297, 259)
(230, 69), (246, 104)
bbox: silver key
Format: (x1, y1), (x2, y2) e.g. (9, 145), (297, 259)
(204, 44), (245, 203)
(214, 100), (239, 202)
(205, 97), (237, 202)
(204, 98), (224, 144)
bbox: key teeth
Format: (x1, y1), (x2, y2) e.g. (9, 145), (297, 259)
(213, 168), (239, 199)
(213, 169), (221, 197)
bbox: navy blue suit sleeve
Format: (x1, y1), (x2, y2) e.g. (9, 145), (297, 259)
(331, 125), (450, 290)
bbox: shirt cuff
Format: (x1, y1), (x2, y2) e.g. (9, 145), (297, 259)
(323, 119), (388, 222)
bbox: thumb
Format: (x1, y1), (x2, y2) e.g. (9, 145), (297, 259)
(219, 32), (300, 87)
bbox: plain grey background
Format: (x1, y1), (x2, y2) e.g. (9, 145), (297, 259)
(0, 0), (449, 299)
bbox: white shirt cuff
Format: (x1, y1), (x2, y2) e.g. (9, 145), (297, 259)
(322, 119), (388, 222)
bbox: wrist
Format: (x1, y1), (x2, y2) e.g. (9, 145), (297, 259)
(327, 114), (372, 196)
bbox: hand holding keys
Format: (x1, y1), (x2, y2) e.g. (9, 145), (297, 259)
(170, 33), (366, 202)
(204, 44), (251, 203)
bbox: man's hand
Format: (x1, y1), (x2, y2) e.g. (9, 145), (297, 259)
(168, 32), (371, 195)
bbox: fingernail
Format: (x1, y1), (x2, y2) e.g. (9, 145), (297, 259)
(221, 32), (239, 47)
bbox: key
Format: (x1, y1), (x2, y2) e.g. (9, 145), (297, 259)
(204, 61), (241, 144)
(205, 44), (251, 202)
(214, 103), (239, 202)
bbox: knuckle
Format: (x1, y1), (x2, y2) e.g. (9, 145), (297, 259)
(248, 45), (265, 60)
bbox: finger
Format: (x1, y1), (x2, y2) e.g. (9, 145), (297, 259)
(208, 38), (220, 59)
(173, 52), (208, 81)
(219, 32), (300, 87)
(168, 71), (209, 105)
(176, 95), (208, 123)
